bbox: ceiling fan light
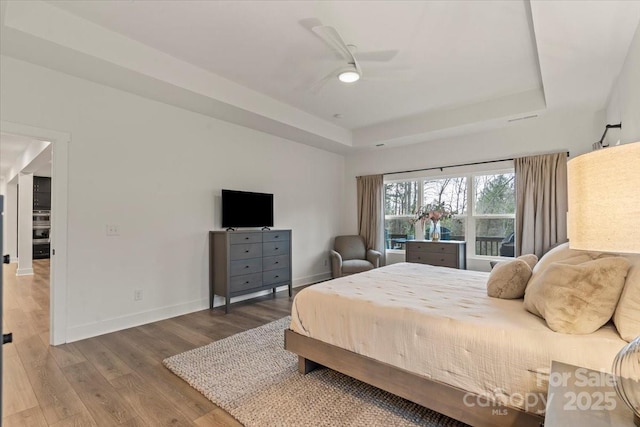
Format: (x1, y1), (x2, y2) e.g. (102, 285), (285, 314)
(338, 70), (360, 83)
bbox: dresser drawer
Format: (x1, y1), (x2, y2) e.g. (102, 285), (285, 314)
(229, 232), (262, 245)
(263, 230), (290, 243)
(263, 255), (289, 272)
(263, 268), (290, 286)
(406, 241), (457, 254)
(230, 258), (263, 276)
(229, 272), (263, 293)
(229, 243), (262, 260)
(407, 252), (458, 268)
(263, 241), (290, 257)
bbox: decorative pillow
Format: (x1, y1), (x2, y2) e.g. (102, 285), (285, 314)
(524, 257), (631, 334)
(613, 253), (640, 342)
(530, 243), (595, 280)
(487, 259), (532, 299)
(517, 254), (538, 270)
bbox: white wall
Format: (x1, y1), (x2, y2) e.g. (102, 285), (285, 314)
(343, 108), (604, 270)
(0, 56), (344, 341)
(606, 22), (640, 143)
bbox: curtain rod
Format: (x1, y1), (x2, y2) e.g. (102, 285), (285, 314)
(376, 151), (570, 177)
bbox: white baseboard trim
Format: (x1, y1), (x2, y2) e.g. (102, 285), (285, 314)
(16, 268), (34, 276)
(65, 271), (334, 343)
(293, 271), (332, 287)
(66, 298), (209, 343)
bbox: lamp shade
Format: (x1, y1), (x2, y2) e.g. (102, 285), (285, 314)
(567, 142), (640, 254)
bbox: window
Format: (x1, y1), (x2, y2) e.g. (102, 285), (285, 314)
(384, 170), (516, 257)
(384, 182), (418, 249)
(472, 172), (515, 257)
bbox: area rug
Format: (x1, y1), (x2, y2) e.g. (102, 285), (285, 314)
(163, 317), (468, 426)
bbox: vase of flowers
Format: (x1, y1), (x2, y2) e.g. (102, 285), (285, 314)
(411, 202), (454, 241)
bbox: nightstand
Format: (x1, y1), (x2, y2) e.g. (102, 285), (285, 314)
(544, 361), (635, 427)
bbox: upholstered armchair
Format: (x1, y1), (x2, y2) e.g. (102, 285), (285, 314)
(330, 235), (382, 278)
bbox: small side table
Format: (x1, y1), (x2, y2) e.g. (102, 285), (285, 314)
(545, 361), (635, 427)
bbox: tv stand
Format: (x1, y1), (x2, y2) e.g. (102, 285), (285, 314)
(209, 229), (292, 313)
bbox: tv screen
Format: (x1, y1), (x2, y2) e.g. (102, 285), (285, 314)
(221, 189), (274, 228)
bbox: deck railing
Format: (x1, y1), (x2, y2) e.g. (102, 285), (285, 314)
(442, 235), (509, 257)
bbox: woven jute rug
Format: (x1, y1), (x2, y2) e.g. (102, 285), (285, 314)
(163, 317), (468, 426)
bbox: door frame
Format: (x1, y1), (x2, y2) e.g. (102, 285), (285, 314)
(1, 121), (70, 345)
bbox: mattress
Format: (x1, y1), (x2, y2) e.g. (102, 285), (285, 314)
(290, 262), (627, 414)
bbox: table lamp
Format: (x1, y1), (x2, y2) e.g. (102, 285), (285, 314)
(567, 142), (640, 425)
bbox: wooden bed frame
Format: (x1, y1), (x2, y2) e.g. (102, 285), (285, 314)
(285, 329), (544, 427)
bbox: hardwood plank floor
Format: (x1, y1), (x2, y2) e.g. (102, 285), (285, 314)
(3, 259), (298, 426)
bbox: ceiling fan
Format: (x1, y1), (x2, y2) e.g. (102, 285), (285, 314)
(308, 23), (400, 91)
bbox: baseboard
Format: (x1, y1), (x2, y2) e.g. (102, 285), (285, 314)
(16, 267), (34, 276)
(66, 298), (209, 343)
(293, 271), (332, 287)
(65, 271), (334, 343)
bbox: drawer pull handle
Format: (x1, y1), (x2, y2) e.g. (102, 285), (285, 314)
(245, 266), (250, 269)
(245, 250), (250, 253)
(275, 275), (279, 278)
(275, 261), (279, 264)
(275, 247), (279, 250)
(275, 235), (279, 238)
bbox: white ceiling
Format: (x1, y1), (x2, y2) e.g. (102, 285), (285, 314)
(41, 0), (542, 130)
(0, 0), (639, 153)
(0, 133), (52, 182)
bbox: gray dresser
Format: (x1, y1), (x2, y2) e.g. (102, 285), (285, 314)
(405, 240), (466, 269)
(209, 230), (292, 312)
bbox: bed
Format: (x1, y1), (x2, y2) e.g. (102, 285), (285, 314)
(284, 261), (632, 427)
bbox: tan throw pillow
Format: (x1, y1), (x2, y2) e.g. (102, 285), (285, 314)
(613, 253), (640, 342)
(524, 257), (631, 334)
(517, 254), (538, 270)
(487, 259), (532, 299)
(529, 242), (596, 285)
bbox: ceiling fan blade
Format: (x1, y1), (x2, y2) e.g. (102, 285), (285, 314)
(362, 66), (417, 81)
(311, 25), (354, 62)
(356, 50), (400, 62)
(309, 69), (338, 94)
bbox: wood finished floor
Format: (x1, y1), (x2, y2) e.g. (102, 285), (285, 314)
(3, 259), (297, 426)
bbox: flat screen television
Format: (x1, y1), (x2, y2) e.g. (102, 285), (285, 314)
(221, 189), (274, 228)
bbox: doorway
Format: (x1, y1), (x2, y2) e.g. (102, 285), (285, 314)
(0, 121), (69, 345)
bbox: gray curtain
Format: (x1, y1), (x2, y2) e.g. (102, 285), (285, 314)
(356, 174), (385, 262)
(515, 152), (568, 257)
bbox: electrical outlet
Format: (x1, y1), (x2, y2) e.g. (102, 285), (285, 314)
(106, 224), (120, 236)
(134, 290), (143, 301)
